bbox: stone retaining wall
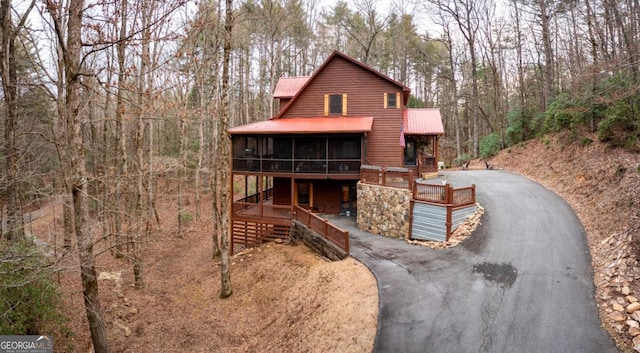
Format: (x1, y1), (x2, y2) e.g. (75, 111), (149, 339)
(291, 221), (347, 261)
(357, 182), (411, 239)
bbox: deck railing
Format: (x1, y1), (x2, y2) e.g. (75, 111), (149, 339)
(360, 165), (414, 190)
(418, 155), (438, 175)
(235, 188), (273, 203)
(413, 182), (476, 208)
(294, 206), (349, 253)
(232, 202), (293, 220)
(233, 157), (361, 175)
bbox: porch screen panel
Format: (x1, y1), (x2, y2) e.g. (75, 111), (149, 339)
(294, 137), (326, 173)
(232, 136), (260, 171)
(263, 137), (292, 172)
(328, 136), (361, 173)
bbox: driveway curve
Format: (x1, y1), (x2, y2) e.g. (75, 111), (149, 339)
(331, 170), (617, 353)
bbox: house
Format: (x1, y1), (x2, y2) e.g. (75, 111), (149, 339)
(228, 51), (444, 251)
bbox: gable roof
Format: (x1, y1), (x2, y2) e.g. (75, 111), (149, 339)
(275, 50), (411, 119)
(273, 76), (310, 99)
(404, 108), (444, 135)
(228, 116), (374, 135)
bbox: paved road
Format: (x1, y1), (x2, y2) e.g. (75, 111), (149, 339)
(331, 170), (618, 353)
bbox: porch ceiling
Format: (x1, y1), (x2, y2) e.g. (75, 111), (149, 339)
(228, 117), (374, 135)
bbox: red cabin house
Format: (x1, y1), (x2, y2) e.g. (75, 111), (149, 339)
(229, 51), (444, 251)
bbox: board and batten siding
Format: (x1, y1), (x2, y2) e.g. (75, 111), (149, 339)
(280, 55), (406, 168)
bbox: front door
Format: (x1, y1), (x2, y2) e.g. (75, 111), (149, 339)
(297, 182), (311, 207)
(339, 184), (357, 216)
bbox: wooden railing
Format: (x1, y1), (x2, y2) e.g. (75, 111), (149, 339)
(232, 202), (292, 220)
(413, 182), (476, 207)
(233, 157), (361, 174)
(418, 155), (438, 175)
(360, 165), (414, 190)
(294, 206), (349, 253)
(235, 188), (273, 203)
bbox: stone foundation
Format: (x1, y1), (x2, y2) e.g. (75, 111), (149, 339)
(357, 182), (411, 239)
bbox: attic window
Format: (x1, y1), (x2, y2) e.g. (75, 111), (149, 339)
(324, 94), (347, 116)
(384, 92), (401, 109)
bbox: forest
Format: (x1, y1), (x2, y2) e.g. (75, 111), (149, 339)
(1, 0), (639, 350)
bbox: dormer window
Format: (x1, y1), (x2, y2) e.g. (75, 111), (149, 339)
(384, 92), (401, 109)
(324, 94), (347, 116)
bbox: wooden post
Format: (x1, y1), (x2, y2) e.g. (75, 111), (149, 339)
(446, 203), (453, 241)
(408, 170), (414, 189)
(324, 219), (329, 239)
(409, 200), (414, 239)
(291, 178), (295, 216)
(258, 175), (263, 217)
(344, 230), (350, 253)
(445, 183), (453, 241)
(382, 168), (387, 186)
(472, 184), (476, 204)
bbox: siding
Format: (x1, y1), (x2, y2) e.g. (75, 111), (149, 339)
(280, 56), (405, 168)
(273, 177), (291, 205)
(411, 202), (477, 242)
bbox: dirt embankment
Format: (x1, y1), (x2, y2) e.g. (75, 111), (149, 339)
(489, 132), (640, 352)
(33, 193), (378, 353)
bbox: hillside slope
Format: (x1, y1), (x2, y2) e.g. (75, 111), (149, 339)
(489, 132), (640, 352)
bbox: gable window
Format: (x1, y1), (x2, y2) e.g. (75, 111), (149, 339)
(324, 94), (347, 116)
(384, 92), (401, 109)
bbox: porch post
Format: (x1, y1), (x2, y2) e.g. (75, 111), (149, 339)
(258, 175), (263, 217)
(291, 177), (295, 216)
(435, 135), (440, 167)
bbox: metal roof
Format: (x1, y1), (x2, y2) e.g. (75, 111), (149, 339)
(404, 108), (444, 135)
(228, 117), (374, 135)
(273, 76), (310, 98)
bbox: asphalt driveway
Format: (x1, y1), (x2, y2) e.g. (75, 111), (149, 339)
(330, 170), (618, 353)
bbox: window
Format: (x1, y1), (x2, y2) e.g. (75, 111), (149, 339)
(385, 92), (401, 109)
(324, 94), (347, 115)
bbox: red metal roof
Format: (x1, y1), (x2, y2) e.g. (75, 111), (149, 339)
(228, 117), (374, 135)
(273, 76), (310, 98)
(404, 108), (444, 135)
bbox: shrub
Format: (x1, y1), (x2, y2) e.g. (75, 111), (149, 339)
(0, 240), (69, 336)
(479, 133), (501, 159)
(178, 209), (194, 223)
(454, 154), (470, 167)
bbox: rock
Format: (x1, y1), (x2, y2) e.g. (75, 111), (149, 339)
(631, 327), (640, 337)
(129, 307), (138, 315)
(623, 286), (632, 295)
(628, 302), (640, 314)
(634, 344), (640, 353)
(124, 326), (131, 337)
(632, 311), (640, 322)
(628, 296), (639, 303)
(117, 292), (125, 298)
(610, 311), (626, 322)
(613, 303), (625, 312)
(628, 320), (640, 329)
(617, 297), (627, 305)
(634, 335), (640, 347)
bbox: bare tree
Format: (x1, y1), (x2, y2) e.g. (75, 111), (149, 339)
(0, 0), (33, 241)
(45, 0), (110, 350)
(217, 0), (233, 299)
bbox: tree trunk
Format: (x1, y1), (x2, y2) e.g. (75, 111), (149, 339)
(0, 0), (25, 242)
(218, 0), (233, 299)
(65, 0), (110, 351)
